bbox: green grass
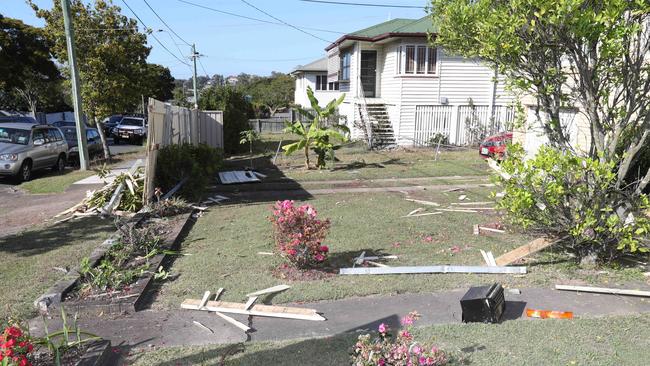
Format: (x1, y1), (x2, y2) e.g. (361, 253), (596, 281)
(19, 169), (95, 194)
(228, 134), (488, 183)
(0, 217), (114, 319)
(153, 187), (645, 310)
(126, 314), (650, 365)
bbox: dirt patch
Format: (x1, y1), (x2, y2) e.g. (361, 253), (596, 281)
(31, 344), (88, 366)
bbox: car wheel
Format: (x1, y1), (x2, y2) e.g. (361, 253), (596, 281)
(17, 161), (32, 182)
(53, 154), (66, 173)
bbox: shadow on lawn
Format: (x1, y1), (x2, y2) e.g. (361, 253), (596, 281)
(0, 216), (114, 257)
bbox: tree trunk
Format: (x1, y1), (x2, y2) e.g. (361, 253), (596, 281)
(95, 117), (112, 163)
(304, 143), (310, 169)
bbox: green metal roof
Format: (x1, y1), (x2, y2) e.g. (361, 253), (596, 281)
(349, 16), (435, 37)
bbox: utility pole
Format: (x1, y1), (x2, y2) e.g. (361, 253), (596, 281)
(61, 0), (89, 170)
(191, 44), (199, 109)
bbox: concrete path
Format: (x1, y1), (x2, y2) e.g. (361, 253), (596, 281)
(29, 287), (650, 349)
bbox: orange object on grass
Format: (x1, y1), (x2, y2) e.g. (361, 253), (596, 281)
(526, 308), (574, 319)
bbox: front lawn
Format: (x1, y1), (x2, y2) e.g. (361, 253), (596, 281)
(153, 187), (644, 310)
(126, 314), (650, 365)
(0, 217), (114, 319)
(19, 169), (95, 194)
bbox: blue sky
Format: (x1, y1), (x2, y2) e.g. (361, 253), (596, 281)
(2, 0), (429, 79)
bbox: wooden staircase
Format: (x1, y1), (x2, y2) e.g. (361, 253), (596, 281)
(358, 103), (396, 148)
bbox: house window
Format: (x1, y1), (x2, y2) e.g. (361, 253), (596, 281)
(316, 75), (327, 90)
(328, 81), (339, 91)
(340, 51), (351, 81)
(398, 45), (437, 75)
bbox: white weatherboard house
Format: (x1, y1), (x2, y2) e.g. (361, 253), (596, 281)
(292, 17), (516, 147)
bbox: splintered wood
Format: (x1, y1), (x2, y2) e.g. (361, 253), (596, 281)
(181, 299), (325, 321)
(495, 237), (565, 266)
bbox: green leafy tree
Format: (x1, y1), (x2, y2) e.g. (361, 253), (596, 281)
(30, 0), (151, 161)
(0, 15), (67, 114)
(429, 0), (650, 192)
(283, 87), (348, 169)
(246, 73), (295, 116)
(239, 129), (260, 168)
(199, 85), (254, 154)
(141, 63), (175, 102)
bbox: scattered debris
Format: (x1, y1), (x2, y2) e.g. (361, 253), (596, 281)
(526, 309), (573, 319)
(487, 158), (511, 180)
(495, 236), (567, 266)
(161, 177), (189, 200)
(405, 198), (440, 206)
(193, 320), (214, 333)
(460, 284), (505, 323)
(246, 285), (291, 297)
(444, 187), (463, 193)
(339, 265), (527, 275)
(555, 285), (650, 298)
(191, 205), (208, 211)
(353, 252), (398, 267)
(257, 252), (274, 256)
(215, 311), (251, 332)
(181, 299), (325, 321)
(203, 195), (230, 205)
(473, 224), (480, 235)
(451, 201), (493, 206)
(366, 260), (389, 267)
(406, 208), (425, 216)
(219, 171), (261, 184)
(435, 208), (478, 213)
(403, 212), (443, 218)
(199, 291), (212, 309)
(479, 183), (496, 187)
(52, 266), (68, 274)
(480, 250), (497, 267)
(244, 296), (258, 310)
(478, 226), (505, 234)
(495, 191), (506, 198)
(458, 194), (467, 201)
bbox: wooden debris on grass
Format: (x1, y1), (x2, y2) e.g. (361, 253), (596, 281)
(257, 252), (274, 256)
(244, 296), (258, 310)
(405, 198), (440, 206)
(451, 201), (494, 206)
(406, 208), (425, 217)
(181, 299), (325, 321)
(193, 320), (214, 333)
(215, 311), (251, 332)
(353, 251), (398, 267)
(554, 285), (650, 298)
(478, 226), (505, 234)
(435, 208), (479, 213)
(444, 187), (464, 193)
(214, 288), (224, 301)
(199, 291), (211, 309)
(340, 265), (526, 275)
(402, 212), (443, 218)
(458, 194), (467, 201)
(487, 158), (511, 180)
(495, 236), (567, 266)
(246, 285), (291, 297)
(479, 250), (497, 267)
(366, 260), (389, 267)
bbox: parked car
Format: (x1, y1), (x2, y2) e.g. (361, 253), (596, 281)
(51, 121), (91, 128)
(479, 132), (513, 160)
(101, 114), (123, 136)
(0, 123), (68, 181)
(59, 126), (103, 163)
(112, 116), (147, 145)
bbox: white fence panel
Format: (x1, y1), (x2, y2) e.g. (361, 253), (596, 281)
(413, 105), (453, 146)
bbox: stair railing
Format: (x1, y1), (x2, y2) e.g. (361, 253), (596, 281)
(356, 74), (374, 148)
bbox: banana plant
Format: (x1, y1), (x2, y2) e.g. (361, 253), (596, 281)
(282, 87), (349, 169)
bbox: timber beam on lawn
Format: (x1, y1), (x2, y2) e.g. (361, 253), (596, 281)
(339, 265), (527, 275)
(181, 299), (326, 321)
(555, 285), (650, 298)
(495, 236), (567, 266)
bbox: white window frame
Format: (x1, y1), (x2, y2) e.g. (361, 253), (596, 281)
(396, 45), (438, 76)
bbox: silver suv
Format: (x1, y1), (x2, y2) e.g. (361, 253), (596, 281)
(0, 123), (69, 182)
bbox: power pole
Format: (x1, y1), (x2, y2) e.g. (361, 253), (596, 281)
(191, 44), (199, 109)
(61, 0), (89, 170)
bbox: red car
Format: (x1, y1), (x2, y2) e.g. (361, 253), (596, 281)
(479, 132), (512, 159)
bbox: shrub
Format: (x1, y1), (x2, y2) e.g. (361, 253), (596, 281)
(496, 144), (650, 263)
(427, 133), (449, 147)
(269, 200), (331, 268)
(155, 143), (223, 200)
(351, 311), (448, 366)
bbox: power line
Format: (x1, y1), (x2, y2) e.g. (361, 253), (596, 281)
(176, 0), (343, 35)
(299, 0), (426, 9)
(239, 0), (332, 43)
(120, 0), (190, 66)
(142, 0), (193, 46)
(198, 58), (210, 78)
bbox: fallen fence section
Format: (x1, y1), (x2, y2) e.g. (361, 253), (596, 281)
(555, 285), (650, 298)
(339, 265), (527, 275)
(181, 299), (326, 321)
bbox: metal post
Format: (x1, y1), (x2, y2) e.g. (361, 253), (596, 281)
(192, 44), (199, 109)
(61, 0), (89, 170)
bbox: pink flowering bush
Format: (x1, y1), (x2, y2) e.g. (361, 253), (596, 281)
(351, 311), (448, 366)
(270, 200), (331, 268)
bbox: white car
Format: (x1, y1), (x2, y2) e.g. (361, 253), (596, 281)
(112, 117), (147, 145)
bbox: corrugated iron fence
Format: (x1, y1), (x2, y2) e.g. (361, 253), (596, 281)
(144, 98), (223, 202)
(413, 104), (515, 146)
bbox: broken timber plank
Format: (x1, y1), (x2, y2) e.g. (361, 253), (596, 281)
(199, 291), (211, 309)
(451, 201), (493, 206)
(406, 208), (425, 217)
(214, 288), (224, 301)
(555, 285), (650, 298)
(402, 212), (442, 218)
(215, 311), (251, 332)
(244, 296), (258, 310)
(480, 250), (491, 266)
(366, 260), (389, 267)
(405, 198), (440, 206)
(494, 237), (566, 266)
(435, 208), (479, 213)
(479, 227), (505, 234)
(487, 252), (497, 267)
(181, 299), (326, 321)
(339, 265), (526, 275)
(193, 320), (214, 333)
(246, 285), (291, 297)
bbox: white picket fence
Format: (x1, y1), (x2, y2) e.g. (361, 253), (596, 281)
(413, 104), (515, 146)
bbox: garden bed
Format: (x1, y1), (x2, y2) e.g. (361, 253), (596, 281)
(36, 211), (196, 317)
(30, 339), (112, 366)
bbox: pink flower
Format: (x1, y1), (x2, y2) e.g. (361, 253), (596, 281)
(450, 245), (461, 254)
(401, 315), (414, 326)
(377, 359), (386, 366)
(378, 323), (388, 333)
(412, 345), (422, 355)
(319, 245), (329, 253)
(392, 242), (401, 248)
(419, 356), (427, 365)
(287, 249), (297, 256)
(424, 236), (433, 242)
(314, 253), (325, 262)
(400, 330), (411, 339)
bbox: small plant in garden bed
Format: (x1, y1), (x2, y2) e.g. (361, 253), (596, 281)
(269, 200), (331, 269)
(351, 311), (448, 366)
(76, 219), (168, 296)
(147, 197), (192, 218)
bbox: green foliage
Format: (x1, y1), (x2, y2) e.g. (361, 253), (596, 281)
(496, 145), (650, 263)
(199, 85), (253, 153)
(240, 129), (260, 168)
(86, 167), (145, 212)
(283, 87), (349, 169)
(37, 308), (100, 366)
(427, 133), (449, 147)
(0, 15), (67, 113)
(155, 143), (223, 200)
(243, 72), (295, 116)
(140, 63), (175, 102)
